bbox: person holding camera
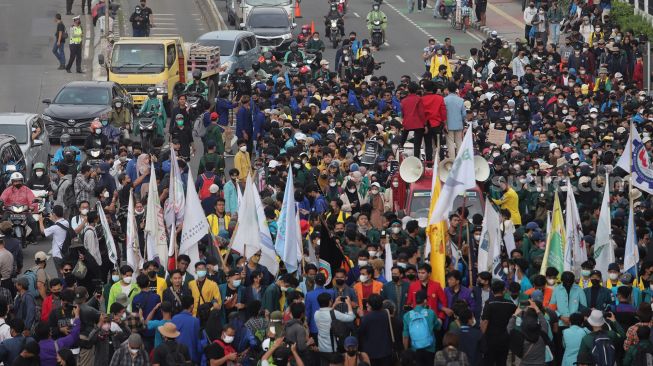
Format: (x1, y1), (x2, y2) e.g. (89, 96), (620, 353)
(35, 303), (81, 365)
(506, 299), (551, 365)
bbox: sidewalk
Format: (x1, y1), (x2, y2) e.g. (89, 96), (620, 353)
(473, 0), (526, 47)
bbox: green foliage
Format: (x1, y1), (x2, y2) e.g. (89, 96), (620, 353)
(612, 1), (653, 40)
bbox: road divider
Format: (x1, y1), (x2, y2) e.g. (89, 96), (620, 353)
(196, 0), (227, 31)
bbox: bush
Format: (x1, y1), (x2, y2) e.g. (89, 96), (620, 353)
(612, 1), (653, 41)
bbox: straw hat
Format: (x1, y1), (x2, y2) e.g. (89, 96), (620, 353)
(158, 322), (181, 339)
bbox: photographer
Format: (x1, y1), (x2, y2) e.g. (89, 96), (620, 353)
(507, 300), (551, 365)
(260, 337), (305, 366)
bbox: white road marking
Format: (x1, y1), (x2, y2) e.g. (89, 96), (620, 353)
(396, 55), (405, 63)
(413, 72), (421, 79)
(384, 41), (389, 46)
(385, 2), (438, 42)
(83, 35), (91, 59)
(466, 30), (484, 42)
(353, 12), (360, 18)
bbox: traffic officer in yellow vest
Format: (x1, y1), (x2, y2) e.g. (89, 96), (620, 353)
(65, 16), (83, 73)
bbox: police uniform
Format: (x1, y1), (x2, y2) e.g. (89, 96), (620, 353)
(66, 18), (83, 73)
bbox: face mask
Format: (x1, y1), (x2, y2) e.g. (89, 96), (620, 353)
(95, 128), (102, 134)
(358, 260), (368, 267)
(103, 191), (110, 198)
(293, 163), (301, 169)
(121, 313), (127, 320)
(348, 188), (356, 193)
(562, 109), (568, 115)
(223, 335), (234, 344)
(280, 286), (289, 292)
(503, 267), (510, 275)
(135, 209), (144, 215)
(233, 279), (241, 287)
(392, 182), (399, 188)
(581, 270), (591, 277)
(590, 113), (598, 119)
(196, 270), (207, 278)
(362, 51), (368, 56)
(609, 273), (619, 280)
(123, 276), (132, 284)
(176, 120), (184, 126)
(547, 278), (556, 286)
(115, 102), (122, 108)
(391, 227), (401, 234)
(80, 208), (89, 215)
(589, 279), (601, 287)
(329, 182), (337, 187)
(102, 323), (111, 331)
(346, 350), (358, 356)
(474, 235), (481, 242)
(36, 171), (43, 177)
(359, 275), (369, 282)
(335, 278), (345, 286)
(129, 348), (139, 355)
(524, 105), (529, 110)
(504, 116), (512, 121)
(538, 96), (545, 101)
(240, 146), (247, 152)
(112, 275), (120, 282)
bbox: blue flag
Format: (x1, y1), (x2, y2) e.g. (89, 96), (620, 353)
(274, 166), (302, 273)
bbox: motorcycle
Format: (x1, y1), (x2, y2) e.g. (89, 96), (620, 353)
(286, 61), (301, 79)
(329, 0), (346, 15)
(85, 148), (103, 166)
(371, 20), (384, 48)
(328, 18), (342, 48)
(3, 203), (30, 248)
(31, 189), (50, 223)
(186, 92), (204, 122)
(136, 111), (157, 153)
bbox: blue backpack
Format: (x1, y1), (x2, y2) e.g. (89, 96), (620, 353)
(591, 332), (616, 366)
(407, 308), (433, 350)
(22, 269), (39, 298)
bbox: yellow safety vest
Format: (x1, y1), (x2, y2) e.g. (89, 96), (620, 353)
(70, 26), (83, 44)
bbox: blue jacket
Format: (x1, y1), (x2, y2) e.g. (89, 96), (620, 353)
(550, 284), (587, 325)
(377, 97), (402, 115)
(172, 310), (202, 364)
(14, 292), (36, 330)
(218, 283), (246, 324)
(306, 286), (330, 334)
(236, 106), (253, 139)
(310, 195), (329, 214)
(224, 180), (239, 215)
(253, 110), (266, 141)
(0, 335), (34, 365)
(562, 325), (590, 366)
(132, 290), (161, 338)
(348, 90), (362, 112)
(215, 98), (236, 126)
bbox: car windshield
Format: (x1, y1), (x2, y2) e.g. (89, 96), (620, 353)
(245, 0), (291, 6)
(197, 39), (235, 55)
(0, 125), (27, 144)
(111, 44), (165, 73)
(248, 13), (288, 28)
(53, 86), (110, 105)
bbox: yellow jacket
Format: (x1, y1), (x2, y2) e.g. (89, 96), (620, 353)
(208, 213), (231, 235)
(429, 55), (452, 78)
(234, 151), (251, 180)
(493, 188), (522, 225)
(188, 278), (222, 316)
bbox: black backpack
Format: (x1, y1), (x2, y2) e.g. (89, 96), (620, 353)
(165, 343), (191, 366)
(634, 342), (653, 366)
(55, 222), (75, 259)
(329, 309), (351, 353)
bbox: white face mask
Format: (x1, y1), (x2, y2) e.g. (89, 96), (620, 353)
(368, 251), (377, 257)
(370, 189), (379, 195)
(103, 191), (110, 198)
(358, 260), (368, 267)
(503, 267), (510, 275)
(129, 348), (139, 355)
(362, 51), (368, 56)
(474, 235), (481, 242)
(239, 146), (247, 152)
(35, 171), (43, 177)
(348, 188), (356, 193)
(96, 129), (102, 134)
(391, 227), (401, 234)
(80, 208), (89, 215)
(223, 335), (234, 344)
(609, 273), (619, 280)
(392, 182), (399, 188)
(293, 163), (301, 169)
(329, 182), (337, 187)
(123, 276), (132, 284)
(359, 275), (369, 282)
(547, 278), (556, 286)
(398, 262), (407, 269)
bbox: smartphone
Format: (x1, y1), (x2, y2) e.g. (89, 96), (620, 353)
(340, 296), (346, 302)
(519, 300), (530, 309)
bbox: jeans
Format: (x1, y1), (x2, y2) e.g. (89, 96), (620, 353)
(408, 0), (415, 12)
(133, 27), (147, 37)
(52, 41), (65, 66)
(549, 22), (560, 44)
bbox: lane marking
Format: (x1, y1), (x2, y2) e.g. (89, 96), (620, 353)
(413, 72), (422, 79)
(384, 41), (389, 46)
(385, 2), (437, 42)
(486, 3), (525, 28)
(466, 30), (484, 43)
(353, 12), (360, 17)
(396, 55), (405, 63)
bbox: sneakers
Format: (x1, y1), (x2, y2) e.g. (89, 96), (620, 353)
(66, 68), (72, 73)
(57, 65), (65, 70)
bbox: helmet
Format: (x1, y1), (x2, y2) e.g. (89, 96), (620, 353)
(60, 134), (71, 145)
(33, 162), (46, 171)
(135, 4), (141, 12)
(290, 42), (298, 52)
(147, 86), (157, 98)
(91, 120), (103, 130)
(301, 25), (310, 33)
(113, 97), (123, 108)
(192, 70), (202, 80)
(10, 172), (23, 182)
(263, 51), (273, 60)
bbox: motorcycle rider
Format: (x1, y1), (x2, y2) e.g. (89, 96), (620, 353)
(284, 42), (305, 64)
(109, 97), (131, 134)
(246, 62), (269, 81)
(138, 87), (167, 137)
(366, 3), (387, 42)
(306, 32), (326, 65)
(84, 120), (110, 152)
(324, 3), (344, 38)
(260, 52), (279, 75)
(99, 112), (121, 148)
(26, 163), (50, 191)
(185, 69), (209, 100)
(297, 24), (312, 47)
(314, 59), (332, 80)
(0, 172), (38, 220)
(52, 134), (82, 167)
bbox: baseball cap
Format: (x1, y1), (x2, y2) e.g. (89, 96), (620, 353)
(210, 112), (219, 120)
(34, 251), (49, 263)
(209, 184), (219, 194)
(268, 160), (280, 169)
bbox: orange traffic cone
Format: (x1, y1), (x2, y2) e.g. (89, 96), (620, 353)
(295, 1), (302, 18)
(310, 20), (315, 34)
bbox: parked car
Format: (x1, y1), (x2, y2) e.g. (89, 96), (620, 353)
(41, 81), (132, 140)
(241, 7), (295, 58)
(0, 135), (26, 192)
(196, 30), (260, 86)
(0, 113), (51, 179)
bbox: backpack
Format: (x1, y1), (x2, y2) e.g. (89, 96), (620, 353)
(329, 309), (350, 352)
(55, 222), (75, 259)
(60, 178), (77, 208)
(22, 269), (39, 298)
(442, 348), (463, 366)
(165, 343), (192, 366)
(591, 332), (616, 366)
(407, 308), (433, 350)
(198, 174), (216, 200)
(634, 342), (653, 366)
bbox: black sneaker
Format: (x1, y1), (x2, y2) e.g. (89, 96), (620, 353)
(76, 70), (84, 73)
(66, 68), (72, 73)
(58, 65), (65, 70)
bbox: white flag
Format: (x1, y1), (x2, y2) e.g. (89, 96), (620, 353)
(126, 190), (144, 271)
(274, 166), (302, 273)
(164, 149), (185, 229)
(502, 220), (516, 255)
(430, 128), (476, 223)
(624, 198), (639, 276)
(180, 170), (209, 275)
(96, 201), (118, 265)
(594, 174), (614, 281)
(145, 162), (168, 262)
(564, 179), (587, 277)
(477, 202), (502, 273)
(384, 242), (393, 281)
(616, 123), (653, 194)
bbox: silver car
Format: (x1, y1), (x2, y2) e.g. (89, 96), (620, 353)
(196, 30), (261, 86)
(0, 113), (51, 179)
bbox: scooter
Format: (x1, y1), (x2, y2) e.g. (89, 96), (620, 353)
(136, 111), (157, 153)
(371, 20), (384, 48)
(186, 92), (204, 122)
(85, 148), (103, 167)
(3, 203), (30, 248)
(31, 190), (50, 223)
(328, 18), (342, 48)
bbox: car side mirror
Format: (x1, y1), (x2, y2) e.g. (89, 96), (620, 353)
(33, 139), (43, 147)
(42, 99), (51, 104)
(238, 50), (247, 56)
(98, 54), (105, 65)
(291, 23), (297, 29)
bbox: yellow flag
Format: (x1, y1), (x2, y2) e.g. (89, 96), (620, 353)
(426, 158), (448, 285)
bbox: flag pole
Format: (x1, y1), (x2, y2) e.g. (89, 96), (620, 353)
(629, 120), (636, 280)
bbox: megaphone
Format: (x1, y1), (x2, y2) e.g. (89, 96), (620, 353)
(474, 156), (490, 182)
(399, 156), (424, 183)
(437, 158), (454, 182)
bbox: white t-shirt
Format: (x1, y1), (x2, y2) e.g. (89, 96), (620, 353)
(44, 219), (70, 259)
(0, 318), (12, 342)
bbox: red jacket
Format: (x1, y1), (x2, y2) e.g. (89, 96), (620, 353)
(406, 279), (448, 320)
(634, 61), (644, 90)
(422, 93), (447, 128)
(400, 93), (426, 130)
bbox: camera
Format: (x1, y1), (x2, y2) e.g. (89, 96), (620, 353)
(340, 296), (346, 302)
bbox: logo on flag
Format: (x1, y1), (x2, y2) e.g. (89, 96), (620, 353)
(632, 138), (653, 190)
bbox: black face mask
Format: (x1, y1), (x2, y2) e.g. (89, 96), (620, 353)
(335, 279), (345, 286)
(590, 279), (601, 287)
(406, 273), (416, 281)
(391, 275), (400, 282)
(346, 350), (358, 356)
(148, 270), (157, 279)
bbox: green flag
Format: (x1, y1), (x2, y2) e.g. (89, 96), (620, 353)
(540, 192), (566, 276)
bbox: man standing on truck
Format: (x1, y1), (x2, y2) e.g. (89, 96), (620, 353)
(65, 16), (83, 74)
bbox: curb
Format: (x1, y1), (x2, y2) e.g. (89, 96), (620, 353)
(196, 0), (227, 31)
(92, 11), (122, 81)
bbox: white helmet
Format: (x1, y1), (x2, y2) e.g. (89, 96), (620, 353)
(10, 172), (23, 181)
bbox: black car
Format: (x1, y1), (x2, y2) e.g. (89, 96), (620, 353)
(241, 7), (295, 58)
(0, 134), (26, 192)
(41, 81), (132, 140)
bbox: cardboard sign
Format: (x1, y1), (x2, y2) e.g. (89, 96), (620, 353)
(486, 128), (507, 147)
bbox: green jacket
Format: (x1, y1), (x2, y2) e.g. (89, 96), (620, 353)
(138, 96), (167, 136)
(402, 305), (441, 352)
(185, 80), (208, 99)
(204, 124), (225, 154)
(578, 321), (625, 357)
(199, 152), (225, 176)
(366, 11), (387, 30)
(625, 339), (653, 366)
(261, 283), (282, 313)
(306, 39), (325, 53)
(107, 281), (141, 311)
